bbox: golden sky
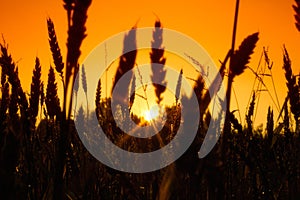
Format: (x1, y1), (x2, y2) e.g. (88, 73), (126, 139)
(1, 0), (300, 126)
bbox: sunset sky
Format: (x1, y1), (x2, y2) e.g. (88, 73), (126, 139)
(1, 0), (300, 126)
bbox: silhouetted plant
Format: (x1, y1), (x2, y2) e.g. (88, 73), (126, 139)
(263, 47), (281, 112)
(95, 79), (102, 118)
(229, 111), (243, 133)
(0, 44), (29, 119)
(112, 27), (137, 107)
(175, 69), (183, 105)
(0, 69), (9, 132)
(47, 18), (64, 81)
(63, 0), (74, 28)
(283, 103), (291, 138)
(266, 106), (274, 139)
(224, 32), (259, 143)
(150, 20), (167, 104)
(81, 64), (88, 117)
(230, 33), (259, 77)
(73, 65), (79, 117)
(29, 57), (42, 127)
(64, 0), (92, 121)
(2, 0), (300, 199)
(39, 82), (45, 118)
(293, 0), (300, 31)
(45, 66), (61, 119)
(282, 47), (300, 133)
(193, 75), (205, 102)
(129, 74), (135, 112)
(9, 68), (18, 123)
(246, 92), (256, 134)
(46, 3), (94, 193)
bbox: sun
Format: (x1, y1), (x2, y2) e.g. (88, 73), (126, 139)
(143, 105), (160, 122)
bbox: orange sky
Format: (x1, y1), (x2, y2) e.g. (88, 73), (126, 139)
(1, 0), (300, 127)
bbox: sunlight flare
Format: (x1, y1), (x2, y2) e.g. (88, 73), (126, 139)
(143, 105), (160, 121)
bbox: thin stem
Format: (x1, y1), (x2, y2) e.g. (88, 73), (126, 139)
(232, 85), (242, 123)
(231, 0), (240, 55)
(269, 68), (281, 112)
(253, 63), (267, 124)
(136, 64), (150, 111)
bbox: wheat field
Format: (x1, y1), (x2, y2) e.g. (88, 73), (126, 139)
(0, 0), (299, 199)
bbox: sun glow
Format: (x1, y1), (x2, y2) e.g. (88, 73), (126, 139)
(143, 105), (160, 121)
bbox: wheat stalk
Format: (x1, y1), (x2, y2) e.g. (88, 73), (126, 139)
(230, 32), (259, 77)
(47, 18), (64, 82)
(283, 103), (291, 137)
(246, 92), (256, 133)
(175, 69), (183, 105)
(0, 43), (28, 119)
(62, 0), (91, 122)
(113, 27), (137, 89)
(129, 74), (135, 112)
(63, 0), (74, 28)
(266, 106), (274, 139)
(0, 67), (9, 131)
(81, 64), (88, 118)
(81, 64), (87, 94)
(54, 2), (91, 196)
(29, 57), (42, 126)
(136, 64), (150, 111)
(193, 75), (205, 101)
(73, 65), (79, 117)
(9, 71), (18, 123)
(229, 111), (243, 133)
(95, 79), (102, 118)
(112, 27), (137, 109)
(282, 47), (300, 133)
(0, 82), (9, 125)
(150, 20), (167, 104)
(224, 32), (259, 141)
(293, 0), (300, 31)
(0, 42), (36, 198)
(201, 50), (231, 116)
(39, 82), (44, 119)
(263, 47), (281, 112)
(45, 66), (61, 119)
